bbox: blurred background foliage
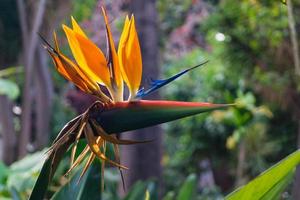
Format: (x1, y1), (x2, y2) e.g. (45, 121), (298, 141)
(0, 0), (300, 199)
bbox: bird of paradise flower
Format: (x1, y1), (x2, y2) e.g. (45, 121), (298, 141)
(37, 7), (231, 194)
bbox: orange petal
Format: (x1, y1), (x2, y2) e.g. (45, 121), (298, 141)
(59, 53), (99, 91)
(41, 32), (111, 101)
(54, 52), (111, 102)
(71, 16), (87, 38)
(47, 48), (90, 93)
(45, 42), (97, 94)
(101, 7), (123, 95)
(63, 25), (88, 74)
(118, 15), (142, 98)
(63, 25), (111, 87)
(74, 32), (111, 87)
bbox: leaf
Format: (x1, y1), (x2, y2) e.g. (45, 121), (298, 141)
(225, 150), (300, 200)
(0, 79), (19, 100)
(124, 181), (157, 200)
(9, 150), (46, 173)
(260, 172), (293, 200)
(0, 66), (23, 78)
(51, 160), (102, 200)
(123, 181), (147, 200)
(176, 174), (197, 200)
(162, 192), (175, 200)
(0, 161), (9, 183)
(7, 151), (46, 193)
(93, 100), (232, 134)
(29, 137), (75, 200)
(9, 187), (22, 200)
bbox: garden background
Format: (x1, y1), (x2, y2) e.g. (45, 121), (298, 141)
(1, 0), (300, 199)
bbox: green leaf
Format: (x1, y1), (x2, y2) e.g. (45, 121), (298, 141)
(0, 161), (9, 183)
(51, 161), (102, 200)
(162, 191), (175, 200)
(0, 66), (23, 78)
(226, 150), (300, 200)
(9, 150), (45, 173)
(0, 79), (19, 100)
(260, 172), (293, 200)
(9, 187), (22, 200)
(176, 174), (197, 200)
(124, 181), (157, 200)
(6, 151), (46, 194)
(94, 100), (232, 134)
(29, 138), (75, 200)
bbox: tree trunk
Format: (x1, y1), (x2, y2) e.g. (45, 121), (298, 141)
(287, 0), (300, 76)
(0, 95), (16, 164)
(34, 47), (53, 149)
(120, 0), (163, 194)
(17, 0), (47, 158)
(235, 139), (246, 187)
(287, 0), (300, 198)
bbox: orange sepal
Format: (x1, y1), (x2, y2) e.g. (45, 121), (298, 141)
(118, 15), (142, 98)
(101, 7), (123, 94)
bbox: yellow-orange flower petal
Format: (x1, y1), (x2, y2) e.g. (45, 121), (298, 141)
(74, 32), (111, 87)
(71, 16), (87, 38)
(42, 34), (93, 92)
(118, 15), (142, 98)
(51, 51), (111, 102)
(43, 33), (104, 96)
(63, 25), (110, 87)
(47, 48), (91, 93)
(101, 7), (123, 93)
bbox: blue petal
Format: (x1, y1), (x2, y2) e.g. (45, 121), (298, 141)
(136, 61), (208, 98)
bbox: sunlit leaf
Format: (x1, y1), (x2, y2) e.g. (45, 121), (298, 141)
(0, 161), (9, 183)
(0, 79), (19, 100)
(176, 174), (197, 200)
(0, 66), (23, 77)
(7, 151), (46, 193)
(260, 172), (293, 200)
(226, 150), (300, 200)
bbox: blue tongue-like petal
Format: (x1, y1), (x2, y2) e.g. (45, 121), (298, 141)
(136, 60), (208, 98)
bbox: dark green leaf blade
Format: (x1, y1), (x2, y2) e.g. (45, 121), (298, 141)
(51, 160), (102, 200)
(29, 137), (74, 200)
